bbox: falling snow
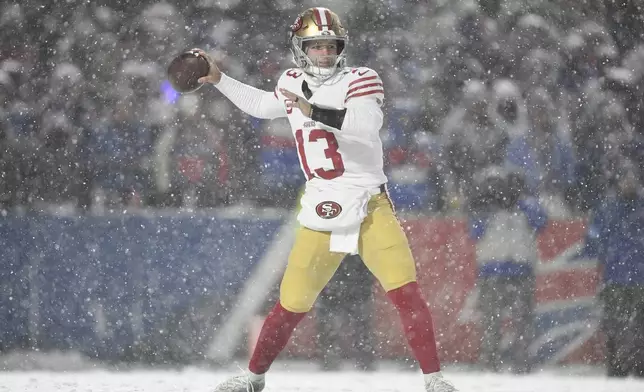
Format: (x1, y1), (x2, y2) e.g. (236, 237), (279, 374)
(2, 0), (644, 389)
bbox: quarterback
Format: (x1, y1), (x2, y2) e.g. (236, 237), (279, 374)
(197, 7), (458, 392)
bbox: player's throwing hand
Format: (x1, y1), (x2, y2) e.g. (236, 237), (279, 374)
(193, 48), (223, 85)
(280, 88), (312, 117)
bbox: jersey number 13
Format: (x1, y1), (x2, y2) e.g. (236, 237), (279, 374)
(295, 128), (345, 180)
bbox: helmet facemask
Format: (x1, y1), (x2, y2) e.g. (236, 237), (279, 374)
(289, 8), (348, 81)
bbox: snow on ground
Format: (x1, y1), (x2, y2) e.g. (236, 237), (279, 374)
(1, 368), (643, 392)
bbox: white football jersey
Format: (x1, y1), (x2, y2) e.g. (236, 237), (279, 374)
(273, 67), (388, 191)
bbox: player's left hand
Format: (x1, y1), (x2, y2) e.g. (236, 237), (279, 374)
(280, 88), (312, 117)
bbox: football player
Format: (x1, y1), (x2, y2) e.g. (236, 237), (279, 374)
(197, 7), (458, 392)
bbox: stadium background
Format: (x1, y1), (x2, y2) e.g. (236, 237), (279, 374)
(0, 213), (598, 367)
(0, 0), (641, 370)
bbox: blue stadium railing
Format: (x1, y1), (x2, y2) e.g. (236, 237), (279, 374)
(0, 213), (282, 360)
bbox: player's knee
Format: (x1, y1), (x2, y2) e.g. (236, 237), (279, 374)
(279, 293), (318, 313)
(380, 277), (417, 293)
(364, 247), (417, 292)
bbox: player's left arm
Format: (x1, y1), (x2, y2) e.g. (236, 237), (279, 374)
(280, 68), (384, 134)
(336, 68), (384, 135)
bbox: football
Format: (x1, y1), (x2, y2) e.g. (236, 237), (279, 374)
(167, 49), (210, 93)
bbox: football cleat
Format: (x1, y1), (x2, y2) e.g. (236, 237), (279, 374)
(212, 374), (265, 392)
(425, 372), (459, 392)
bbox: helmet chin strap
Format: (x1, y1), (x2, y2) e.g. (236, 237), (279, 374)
(303, 66), (345, 87)
(303, 65), (338, 83)
(302, 54), (343, 82)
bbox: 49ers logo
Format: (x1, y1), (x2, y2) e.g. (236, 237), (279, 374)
(290, 16), (303, 32)
(315, 201), (342, 219)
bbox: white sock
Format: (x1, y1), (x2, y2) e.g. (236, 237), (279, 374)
(248, 371), (265, 382)
(424, 371), (443, 384)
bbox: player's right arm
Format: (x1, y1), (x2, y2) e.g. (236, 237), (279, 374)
(196, 49), (285, 120)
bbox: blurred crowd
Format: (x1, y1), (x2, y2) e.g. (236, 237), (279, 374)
(2, 0), (644, 374)
(0, 0), (643, 214)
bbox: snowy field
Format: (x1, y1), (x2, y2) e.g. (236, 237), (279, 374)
(2, 368), (643, 392)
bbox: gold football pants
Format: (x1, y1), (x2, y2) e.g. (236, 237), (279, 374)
(279, 193), (417, 313)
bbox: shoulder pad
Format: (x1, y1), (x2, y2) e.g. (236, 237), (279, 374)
(345, 67), (384, 105)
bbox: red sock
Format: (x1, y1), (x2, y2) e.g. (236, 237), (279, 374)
(387, 282), (441, 374)
(248, 301), (306, 374)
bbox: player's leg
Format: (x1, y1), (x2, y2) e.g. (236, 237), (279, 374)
(359, 193), (438, 372)
(359, 193), (457, 391)
(507, 274), (535, 373)
(477, 276), (503, 372)
(633, 286), (644, 377)
(247, 225), (344, 375)
(601, 285), (630, 377)
(213, 226), (343, 392)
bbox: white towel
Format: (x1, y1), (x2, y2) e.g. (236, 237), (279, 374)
(329, 225), (361, 254)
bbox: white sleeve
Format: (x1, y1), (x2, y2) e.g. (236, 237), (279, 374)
(341, 102), (383, 138)
(341, 68), (384, 137)
(215, 73), (286, 120)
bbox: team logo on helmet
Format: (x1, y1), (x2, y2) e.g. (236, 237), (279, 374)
(315, 201), (342, 219)
(290, 15), (303, 32)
